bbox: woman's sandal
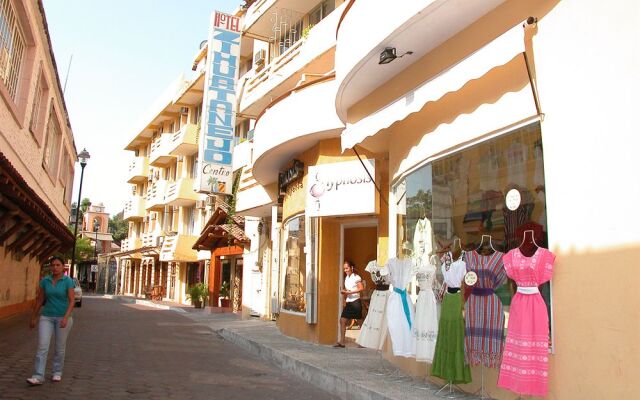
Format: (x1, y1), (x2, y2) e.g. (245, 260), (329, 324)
(26, 377), (43, 386)
(333, 343), (345, 348)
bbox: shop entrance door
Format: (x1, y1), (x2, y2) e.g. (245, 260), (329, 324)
(339, 221), (378, 344)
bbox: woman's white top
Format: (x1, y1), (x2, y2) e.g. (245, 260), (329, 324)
(344, 273), (362, 302)
(442, 251), (467, 288)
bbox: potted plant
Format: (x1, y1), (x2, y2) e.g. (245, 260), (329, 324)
(198, 283), (209, 308)
(219, 281), (230, 308)
(186, 284), (203, 308)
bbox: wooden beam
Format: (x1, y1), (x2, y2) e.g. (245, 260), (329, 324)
(38, 243), (60, 261)
(30, 240), (51, 259)
(0, 218), (25, 245)
(24, 232), (45, 255)
(6, 224), (36, 252)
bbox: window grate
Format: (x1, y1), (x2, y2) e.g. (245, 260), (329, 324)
(0, 0), (25, 100)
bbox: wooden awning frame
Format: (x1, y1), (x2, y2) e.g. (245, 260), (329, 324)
(0, 151), (74, 261)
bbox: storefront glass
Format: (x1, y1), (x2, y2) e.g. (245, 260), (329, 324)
(281, 215), (306, 313)
(394, 122), (551, 334)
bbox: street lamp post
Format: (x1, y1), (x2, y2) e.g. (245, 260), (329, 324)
(93, 221), (100, 293)
(70, 148), (90, 278)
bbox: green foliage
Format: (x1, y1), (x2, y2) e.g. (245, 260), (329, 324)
(219, 281), (230, 299)
(80, 198), (91, 213)
(186, 282), (209, 306)
(109, 211), (128, 245)
(302, 24), (314, 39)
(62, 232), (94, 262)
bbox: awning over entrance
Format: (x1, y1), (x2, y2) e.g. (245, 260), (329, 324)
(0, 151), (74, 261)
(109, 245), (159, 259)
(193, 223), (250, 250)
(193, 199), (249, 251)
(341, 22), (534, 152)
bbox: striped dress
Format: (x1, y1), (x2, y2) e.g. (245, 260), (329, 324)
(464, 250), (507, 368)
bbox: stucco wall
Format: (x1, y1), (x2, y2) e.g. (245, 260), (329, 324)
(0, 246), (41, 318)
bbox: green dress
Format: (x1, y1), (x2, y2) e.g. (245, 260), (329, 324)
(430, 253), (471, 384)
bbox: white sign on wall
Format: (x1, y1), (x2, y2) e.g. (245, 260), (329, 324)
(306, 159), (376, 217)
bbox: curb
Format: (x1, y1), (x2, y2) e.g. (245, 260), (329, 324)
(215, 327), (447, 400)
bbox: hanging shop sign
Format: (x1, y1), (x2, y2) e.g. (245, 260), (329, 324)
(278, 160), (304, 195)
(196, 11), (241, 194)
(306, 159), (376, 217)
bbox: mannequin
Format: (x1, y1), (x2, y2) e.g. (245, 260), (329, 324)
(385, 244), (416, 357)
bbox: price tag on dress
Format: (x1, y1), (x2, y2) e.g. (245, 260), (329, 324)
(464, 271), (478, 286)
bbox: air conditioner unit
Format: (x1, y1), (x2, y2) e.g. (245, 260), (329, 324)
(253, 49), (266, 66)
(195, 200), (206, 210)
(205, 196), (215, 207)
(147, 173), (153, 182)
(180, 106), (189, 115)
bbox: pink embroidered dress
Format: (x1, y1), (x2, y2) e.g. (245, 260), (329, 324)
(498, 247), (555, 397)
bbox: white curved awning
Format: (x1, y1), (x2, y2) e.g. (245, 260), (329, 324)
(341, 23), (529, 152)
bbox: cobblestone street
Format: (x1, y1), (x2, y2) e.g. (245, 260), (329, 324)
(0, 297), (337, 399)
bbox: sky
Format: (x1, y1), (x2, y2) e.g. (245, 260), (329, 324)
(43, 0), (241, 215)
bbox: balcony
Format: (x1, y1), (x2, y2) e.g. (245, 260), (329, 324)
(149, 133), (175, 166)
(159, 234), (198, 262)
(252, 78), (343, 185)
(142, 232), (164, 248)
(121, 237), (142, 252)
(167, 124), (198, 156)
(239, 1), (346, 116)
(335, 0), (505, 121)
(164, 178), (199, 207)
(123, 196), (146, 221)
(127, 156), (149, 184)
(145, 179), (168, 210)
(244, 0), (323, 38)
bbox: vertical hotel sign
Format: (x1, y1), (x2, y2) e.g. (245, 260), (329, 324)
(197, 11), (241, 194)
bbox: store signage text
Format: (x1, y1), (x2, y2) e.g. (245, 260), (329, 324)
(197, 11), (241, 194)
(278, 159), (304, 195)
(306, 159), (377, 217)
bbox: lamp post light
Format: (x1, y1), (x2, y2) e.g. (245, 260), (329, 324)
(70, 148), (90, 278)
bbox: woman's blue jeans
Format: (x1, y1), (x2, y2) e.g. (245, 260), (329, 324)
(32, 316), (73, 379)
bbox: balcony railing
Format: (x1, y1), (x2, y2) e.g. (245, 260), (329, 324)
(165, 178), (199, 207)
(149, 133), (175, 166)
(167, 124), (198, 156)
(123, 196), (146, 221)
(121, 237), (142, 252)
(142, 232), (164, 248)
(145, 179), (168, 210)
(239, 2), (346, 115)
(127, 156), (149, 184)
(159, 234), (198, 262)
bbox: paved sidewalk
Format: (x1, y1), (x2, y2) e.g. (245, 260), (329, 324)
(116, 296), (480, 400)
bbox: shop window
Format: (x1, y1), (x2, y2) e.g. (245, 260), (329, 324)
(281, 215), (306, 313)
(394, 122), (552, 339)
(0, 0), (25, 101)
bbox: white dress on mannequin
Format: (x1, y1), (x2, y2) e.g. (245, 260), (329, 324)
(356, 261), (391, 350)
(413, 256), (439, 362)
(386, 257), (416, 357)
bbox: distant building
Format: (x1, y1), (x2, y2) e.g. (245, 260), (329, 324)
(76, 202), (114, 286)
(0, 0), (77, 318)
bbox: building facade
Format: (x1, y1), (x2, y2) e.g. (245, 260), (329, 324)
(0, 0), (77, 318)
(233, 0), (639, 398)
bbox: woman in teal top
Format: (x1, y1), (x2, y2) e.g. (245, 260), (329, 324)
(27, 256), (75, 385)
